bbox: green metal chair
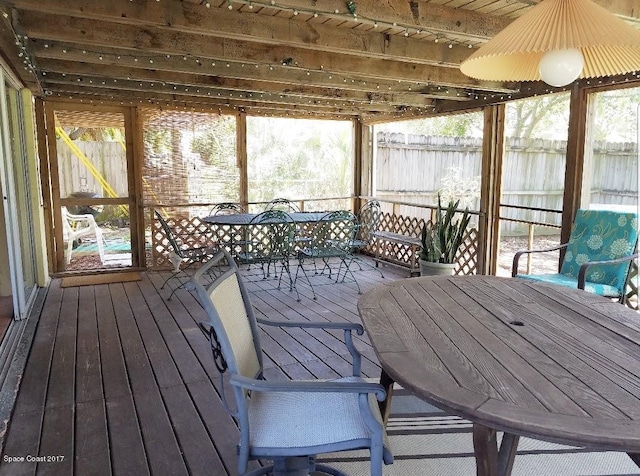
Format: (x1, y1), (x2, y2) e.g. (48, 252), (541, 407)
(208, 202), (246, 216)
(264, 198), (300, 213)
(512, 208), (638, 302)
(235, 210), (298, 298)
(192, 249), (393, 476)
(155, 210), (217, 300)
(296, 211), (362, 298)
(349, 199), (384, 278)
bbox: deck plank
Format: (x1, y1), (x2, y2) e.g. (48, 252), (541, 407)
(94, 284), (149, 476)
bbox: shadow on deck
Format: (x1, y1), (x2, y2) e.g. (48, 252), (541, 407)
(0, 257), (403, 475)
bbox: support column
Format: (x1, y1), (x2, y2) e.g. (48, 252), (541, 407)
(237, 112), (248, 209)
(480, 104), (505, 276)
(562, 83), (590, 248)
(353, 119), (364, 212)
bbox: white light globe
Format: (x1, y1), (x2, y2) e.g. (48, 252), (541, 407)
(538, 48), (584, 87)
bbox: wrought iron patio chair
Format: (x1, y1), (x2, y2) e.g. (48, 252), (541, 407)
(208, 202), (246, 216)
(208, 202), (247, 254)
(62, 206), (106, 264)
(192, 249), (393, 476)
(512, 208), (639, 303)
(155, 210), (217, 300)
(349, 199), (384, 278)
(264, 197), (301, 213)
(296, 210), (362, 298)
(235, 210), (298, 298)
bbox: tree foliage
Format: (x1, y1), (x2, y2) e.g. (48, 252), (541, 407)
(246, 117), (353, 204)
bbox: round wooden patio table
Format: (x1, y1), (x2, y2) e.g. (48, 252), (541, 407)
(357, 275), (640, 476)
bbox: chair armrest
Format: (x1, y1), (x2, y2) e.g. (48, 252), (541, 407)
(577, 253), (639, 290)
(256, 318), (364, 376)
(229, 374), (387, 401)
(67, 213), (98, 226)
(256, 318), (364, 334)
(512, 243), (568, 277)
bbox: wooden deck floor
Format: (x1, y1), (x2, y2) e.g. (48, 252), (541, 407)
(0, 258), (403, 476)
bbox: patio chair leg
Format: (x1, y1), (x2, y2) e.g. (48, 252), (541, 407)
(160, 271), (180, 290)
(295, 260), (317, 300)
(336, 257), (362, 294)
(277, 260), (300, 301)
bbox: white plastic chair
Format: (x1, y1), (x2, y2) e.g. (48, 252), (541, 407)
(61, 206), (105, 264)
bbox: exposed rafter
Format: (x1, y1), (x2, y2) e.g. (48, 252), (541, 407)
(0, 0), (638, 118)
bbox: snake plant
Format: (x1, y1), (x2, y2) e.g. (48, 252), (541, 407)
(419, 195), (471, 264)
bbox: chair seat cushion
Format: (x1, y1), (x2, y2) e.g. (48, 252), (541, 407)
(246, 377), (391, 458)
(515, 273), (622, 298)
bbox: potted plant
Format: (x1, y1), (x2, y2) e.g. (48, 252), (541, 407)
(419, 195), (471, 276)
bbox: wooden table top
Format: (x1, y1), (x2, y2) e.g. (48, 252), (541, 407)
(358, 275), (640, 452)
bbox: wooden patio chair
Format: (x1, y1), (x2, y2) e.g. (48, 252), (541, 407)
(512, 208), (638, 303)
(191, 249), (393, 476)
(62, 206), (106, 264)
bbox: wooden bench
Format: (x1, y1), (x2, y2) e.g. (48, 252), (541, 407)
(373, 231), (421, 276)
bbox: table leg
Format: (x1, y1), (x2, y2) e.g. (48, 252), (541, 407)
(378, 368), (395, 427)
(472, 424), (519, 476)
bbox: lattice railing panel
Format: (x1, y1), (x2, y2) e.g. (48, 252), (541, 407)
(455, 228), (478, 276)
(151, 215), (216, 269)
(374, 212), (479, 275)
(148, 211), (480, 275)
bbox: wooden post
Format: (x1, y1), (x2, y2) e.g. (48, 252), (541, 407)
(479, 104), (505, 276)
(237, 112), (248, 211)
(35, 98), (55, 275)
(562, 83), (589, 256)
(527, 223), (534, 274)
(353, 119), (364, 213)
(128, 106), (144, 268)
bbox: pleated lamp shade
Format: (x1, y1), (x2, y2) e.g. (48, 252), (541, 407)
(460, 0), (640, 83)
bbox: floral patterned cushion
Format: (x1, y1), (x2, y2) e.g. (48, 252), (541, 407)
(558, 209), (638, 295)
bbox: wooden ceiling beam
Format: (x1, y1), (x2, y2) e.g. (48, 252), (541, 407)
(8, 0), (478, 63)
(46, 84), (417, 119)
(16, 11), (514, 92)
(5, 0), (516, 45)
(33, 43), (476, 99)
(38, 59), (451, 107)
(43, 73), (408, 113)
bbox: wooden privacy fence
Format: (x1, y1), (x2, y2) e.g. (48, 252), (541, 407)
(376, 133), (638, 235)
(56, 140), (128, 199)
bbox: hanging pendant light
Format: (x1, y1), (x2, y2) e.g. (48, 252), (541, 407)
(460, 0), (640, 87)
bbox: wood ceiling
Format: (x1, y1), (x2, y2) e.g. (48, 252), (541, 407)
(1, 0), (639, 122)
